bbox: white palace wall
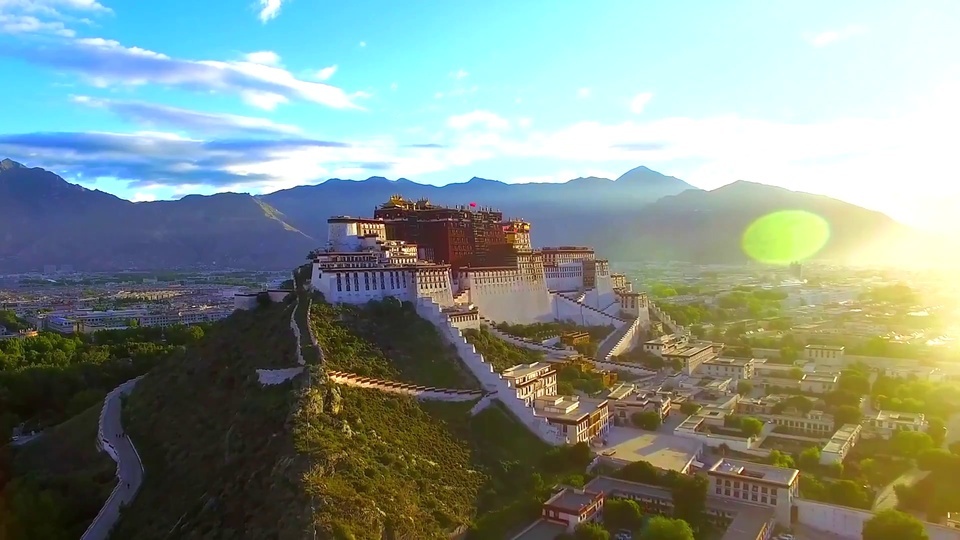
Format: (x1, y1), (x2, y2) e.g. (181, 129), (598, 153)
(794, 499), (960, 540)
(327, 371), (485, 402)
(552, 293), (627, 329)
(415, 299), (566, 445)
(465, 272), (553, 324)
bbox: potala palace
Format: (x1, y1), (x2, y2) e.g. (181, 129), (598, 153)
(306, 195), (651, 349)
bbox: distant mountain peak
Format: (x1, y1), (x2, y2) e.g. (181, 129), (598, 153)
(1, 158), (25, 171)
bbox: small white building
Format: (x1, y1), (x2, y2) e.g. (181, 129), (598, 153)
(803, 344), (845, 362)
(643, 333), (688, 357)
(799, 373), (839, 394)
(868, 410), (928, 438)
(820, 423), (862, 465)
(533, 395), (610, 444)
(698, 357), (756, 380)
(707, 458), (800, 526)
(664, 344), (716, 375)
(502, 362), (557, 406)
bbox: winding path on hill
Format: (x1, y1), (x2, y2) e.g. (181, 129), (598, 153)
(80, 376), (145, 540)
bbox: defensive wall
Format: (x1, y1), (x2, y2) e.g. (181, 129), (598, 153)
(793, 498), (960, 540)
(326, 371), (486, 402)
(416, 299), (567, 445)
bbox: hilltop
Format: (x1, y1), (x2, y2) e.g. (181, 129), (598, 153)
(98, 289), (587, 539)
(0, 158), (922, 270)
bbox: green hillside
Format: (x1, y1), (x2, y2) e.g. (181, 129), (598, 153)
(106, 293), (588, 539)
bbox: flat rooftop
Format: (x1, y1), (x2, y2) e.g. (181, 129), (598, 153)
(510, 519), (567, 540)
(875, 410), (925, 422)
(708, 458), (799, 487)
(823, 424), (861, 454)
(534, 396), (607, 423)
(597, 430), (703, 472)
(703, 357), (754, 366)
(502, 362), (553, 380)
(801, 374), (838, 383)
(543, 486), (601, 513)
(664, 344), (713, 358)
(585, 476), (775, 540)
(805, 344), (845, 351)
(607, 383), (636, 400)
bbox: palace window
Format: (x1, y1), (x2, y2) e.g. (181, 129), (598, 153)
(380, 272), (385, 289)
(336, 273), (342, 292)
(364, 272), (370, 290)
(345, 273), (351, 291)
(353, 273), (359, 291)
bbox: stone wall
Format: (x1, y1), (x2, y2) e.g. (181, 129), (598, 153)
(327, 370), (485, 402)
(416, 299), (567, 445)
(468, 277), (554, 323)
(794, 498), (960, 540)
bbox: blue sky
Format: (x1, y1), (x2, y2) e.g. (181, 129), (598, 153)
(0, 0), (958, 231)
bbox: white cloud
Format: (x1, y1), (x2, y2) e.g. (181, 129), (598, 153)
(245, 50), (281, 66)
(577, 88), (591, 98)
(359, 41), (366, 47)
(12, 36), (362, 110)
(518, 118), (532, 128)
(72, 95), (304, 135)
(452, 69), (469, 80)
(806, 25), (866, 47)
(390, 82), (398, 91)
(447, 110), (510, 131)
(257, 0), (283, 23)
(315, 64), (337, 81)
(0, 13), (74, 36)
(629, 92), (653, 114)
(131, 192), (157, 202)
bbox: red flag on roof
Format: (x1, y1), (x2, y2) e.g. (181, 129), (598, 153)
(469, 202), (477, 207)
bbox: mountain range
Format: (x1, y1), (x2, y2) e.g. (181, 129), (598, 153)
(0, 158), (918, 272)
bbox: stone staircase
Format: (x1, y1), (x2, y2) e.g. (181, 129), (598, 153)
(453, 288), (470, 305)
(595, 316), (640, 362)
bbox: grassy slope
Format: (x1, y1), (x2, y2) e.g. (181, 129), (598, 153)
(463, 326), (544, 373)
(6, 405), (116, 539)
(311, 300), (478, 388)
(105, 295), (581, 540)
(110, 302), (312, 539)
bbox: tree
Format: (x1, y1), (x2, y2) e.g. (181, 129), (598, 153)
(862, 509), (928, 540)
(740, 417), (764, 438)
(557, 381), (576, 395)
(604, 498), (643, 531)
(679, 402), (701, 415)
(632, 411), (662, 431)
(927, 417), (946, 447)
(829, 479), (871, 509)
(798, 447), (822, 470)
(671, 474), (707, 528)
(573, 521), (609, 540)
(736, 380), (753, 395)
(789, 367), (804, 380)
(833, 405), (862, 428)
(892, 430), (934, 458)
(643, 516), (695, 540)
(767, 450), (796, 468)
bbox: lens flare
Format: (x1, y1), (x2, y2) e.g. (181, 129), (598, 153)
(741, 210), (831, 265)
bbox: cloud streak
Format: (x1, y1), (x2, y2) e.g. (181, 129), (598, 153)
(0, 37), (361, 110)
(72, 96), (304, 135)
(806, 25), (866, 47)
(257, 0), (283, 23)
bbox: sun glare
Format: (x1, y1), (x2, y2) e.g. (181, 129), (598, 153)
(741, 210), (831, 265)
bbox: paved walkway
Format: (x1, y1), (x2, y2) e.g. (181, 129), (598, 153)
(872, 466), (928, 512)
(80, 377), (145, 540)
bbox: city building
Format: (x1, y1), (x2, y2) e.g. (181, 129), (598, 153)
(698, 357), (756, 380)
(803, 344), (845, 362)
(501, 362), (557, 406)
(799, 373), (839, 394)
(533, 395), (610, 444)
(755, 410), (835, 437)
(820, 423), (862, 465)
(867, 410), (928, 437)
(643, 333), (688, 357)
(707, 458), (799, 526)
(37, 308), (229, 334)
(664, 344), (716, 375)
(606, 383), (672, 423)
(595, 431), (704, 473)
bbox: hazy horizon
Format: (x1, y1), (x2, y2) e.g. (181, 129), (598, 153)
(1, 0), (958, 233)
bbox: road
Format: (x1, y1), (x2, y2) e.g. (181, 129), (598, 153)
(80, 377), (144, 540)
